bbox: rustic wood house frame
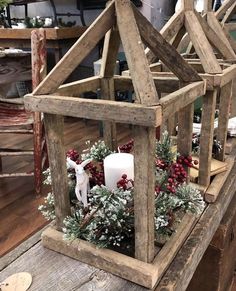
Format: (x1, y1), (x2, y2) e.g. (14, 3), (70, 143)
(141, 0), (236, 202)
(24, 0), (213, 288)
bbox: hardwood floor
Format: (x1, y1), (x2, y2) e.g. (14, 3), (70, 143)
(0, 117), (132, 257)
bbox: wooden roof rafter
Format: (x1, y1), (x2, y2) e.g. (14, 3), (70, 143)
(146, 0), (236, 73)
(32, 0), (202, 107)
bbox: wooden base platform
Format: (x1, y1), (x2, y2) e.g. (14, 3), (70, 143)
(41, 214), (198, 289)
(1, 156), (236, 290)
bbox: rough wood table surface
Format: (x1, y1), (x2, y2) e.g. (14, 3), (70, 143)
(1, 153), (236, 291)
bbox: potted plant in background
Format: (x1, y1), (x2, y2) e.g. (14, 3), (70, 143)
(0, 0), (11, 27)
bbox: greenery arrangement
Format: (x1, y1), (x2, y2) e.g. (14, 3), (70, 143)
(39, 132), (205, 250)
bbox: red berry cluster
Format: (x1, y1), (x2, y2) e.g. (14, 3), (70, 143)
(118, 139), (134, 153)
(117, 174), (134, 190)
(66, 149), (80, 162)
(155, 155), (198, 195)
(86, 162), (105, 186)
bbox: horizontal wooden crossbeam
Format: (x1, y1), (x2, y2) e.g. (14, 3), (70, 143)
(24, 94), (162, 127)
(114, 75), (180, 93)
(55, 76), (101, 96)
(160, 81), (206, 118)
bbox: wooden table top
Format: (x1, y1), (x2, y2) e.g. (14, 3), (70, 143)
(1, 152), (236, 291)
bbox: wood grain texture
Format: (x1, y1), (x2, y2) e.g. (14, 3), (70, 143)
(215, 0), (235, 19)
(183, 0), (194, 10)
(24, 94), (162, 127)
(99, 25), (120, 150)
(177, 101), (194, 177)
(156, 157), (236, 291)
(146, 10), (185, 63)
(0, 27), (87, 40)
(133, 126), (156, 263)
(205, 156), (235, 203)
(153, 213), (199, 287)
(198, 90), (217, 187)
(194, 12), (236, 60)
(33, 1), (115, 95)
(185, 11), (222, 74)
(0, 55), (31, 85)
(100, 27), (121, 78)
(115, 0), (159, 106)
(207, 12), (236, 59)
(133, 7), (201, 83)
(160, 81), (205, 118)
(56, 76), (101, 97)
(42, 227), (157, 289)
(220, 65), (236, 87)
(100, 78), (117, 150)
(217, 81), (232, 161)
(114, 75), (180, 93)
(44, 114), (70, 229)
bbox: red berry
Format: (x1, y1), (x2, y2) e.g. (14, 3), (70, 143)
(194, 160), (199, 165)
(122, 174), (127, 179)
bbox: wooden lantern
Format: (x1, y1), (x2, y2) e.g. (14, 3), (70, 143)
(142, 0), (236, 202)
(24, 0), (208, 288)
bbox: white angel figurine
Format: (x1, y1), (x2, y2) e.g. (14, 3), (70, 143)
(66, 157), (92, 208)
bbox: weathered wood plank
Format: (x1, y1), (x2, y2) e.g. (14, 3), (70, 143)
(114, 75), (180, 93)
(101, 78), (117, 150)
(115, 0), (159, 105)
(133, 126), (156, 263)
(100, 27), (121, 78)
(0, 26), (87, 40)
(160, 81), (206, 118)
(0, 55), (31, 85)
(220, 65), (236, 87)
(194, 11), (236, 60)
(216, 81), (232, 161)
(177, 92), (194, 177)
(156, 157), (236, 291)
(146, 10), (185, 63)
(185, 11), (222, 74)
(55, 76), (101, 96)
(133, 7), (201, 83)
(41, 227), (157, 289)
(24, 94), (162, 127)
(198, 90), (217, 187)
(207, 12), (236, 59)
(153, 213), (199, 287)
(172, 26), (187, 50)
(215, 0), (235, 20)
(222, 1), (236, 24)
(43, 114), (70, 229)
(205, 156), (235, 203)
(33, 1), (115, 95)
(183, 0), (194, 10)
(100, 25), (120, 150)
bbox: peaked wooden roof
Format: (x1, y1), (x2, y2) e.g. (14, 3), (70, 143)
(146, 0), (236, 74)
(33, 0), (201, 106)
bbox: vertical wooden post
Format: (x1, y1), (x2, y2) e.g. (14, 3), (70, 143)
(101, 77), (117, 150)
(177, 103), (194, 178)
(100, 27), (120, 150)
(216, 81), (232, 161)
(177, 82), (194, 177)
(44, 114), (70, 230)
(134, 126), (156, 263)
(31, 28), (47, 196)
(182, 0), (194, 11)
(198, 90), (217, 186)
(204, 0), (213, 13)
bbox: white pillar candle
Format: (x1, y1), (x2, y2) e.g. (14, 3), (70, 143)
(104, 153), (134, 190)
